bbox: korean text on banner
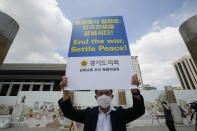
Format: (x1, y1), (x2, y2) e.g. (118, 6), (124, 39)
(65, 16), (135, 90)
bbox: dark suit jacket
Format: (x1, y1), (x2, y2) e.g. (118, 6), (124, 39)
(58, 94), (145, 131)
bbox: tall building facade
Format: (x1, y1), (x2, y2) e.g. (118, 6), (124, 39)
(173, 56), (197, 90)
(131, 56), (143, 88)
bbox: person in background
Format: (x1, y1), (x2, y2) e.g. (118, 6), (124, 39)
(161, 102), (176, 131)
(186, 104), (193, 123)
(179, 105), (192, 124)
(149, 104), (162, 126)
(185, 104), (192, 115)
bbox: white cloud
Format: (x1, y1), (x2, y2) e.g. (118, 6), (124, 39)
(0, 0), (72, 63)
(152, 20), (160, 31)
(130, 27), (190, 89)
(169, 1), (197, 24)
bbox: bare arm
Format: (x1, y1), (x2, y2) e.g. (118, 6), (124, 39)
(122, 74), (145, 124)
(131, 74), (141, 100)
(59, 76), (70, 101)
(164, 105), (170, 110)
(58, 76), (86, 123)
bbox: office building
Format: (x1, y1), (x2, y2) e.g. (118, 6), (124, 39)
(0, 63), (65, 96)
(131, 56), (144, 88)
(173, 56), (197, 90)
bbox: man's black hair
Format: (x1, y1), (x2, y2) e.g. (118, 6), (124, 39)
(161, 101), (167, 105)
(95, 90), (113, 94)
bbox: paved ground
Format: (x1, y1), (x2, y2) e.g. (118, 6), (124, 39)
(126, 125), (195, 131)
(0, 125), (195, 131)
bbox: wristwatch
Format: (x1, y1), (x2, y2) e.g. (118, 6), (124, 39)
(132, 89), (140, 96)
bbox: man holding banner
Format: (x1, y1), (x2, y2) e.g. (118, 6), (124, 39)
(58, 75), (145, 131)
(58, 16), (145, 131)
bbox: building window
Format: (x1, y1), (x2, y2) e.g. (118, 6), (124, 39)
(178, 63), (190, 89)
(32, 85), (40, 91)
(22, 84), (30, 91)
(186, 59), (197, 85)
(43, 85), (50, 91)
(53, 82), (61, 91)
(175, 65), (186, 89)
(189, 59), (197, 75)
(182, 61), (195, 89)
(0, 84), (9, 96)
(10, 84), (20, 96)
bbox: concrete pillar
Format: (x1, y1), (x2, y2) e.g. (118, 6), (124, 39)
(165, 86), (183, 124)
(0, 11), (19, 67)
(179, 15), (197, 66)
(40, 83), (44, 91)
(29, 84), (33, 91)
(6, 84), (13, 96)
(50, 83), (54, 91)
(118, 90), (126, 105)
(17, 84), (23, 96)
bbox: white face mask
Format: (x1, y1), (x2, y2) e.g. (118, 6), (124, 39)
(97, 95), (112, 108)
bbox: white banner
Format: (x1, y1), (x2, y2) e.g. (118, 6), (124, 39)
(65, 16), (135, 90)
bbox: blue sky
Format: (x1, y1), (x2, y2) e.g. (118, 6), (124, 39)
(58, 0), (188, 42)
(1, 0), (197, 89)
(57, 0), (197, 88)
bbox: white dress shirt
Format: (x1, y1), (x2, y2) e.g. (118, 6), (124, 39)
(95, 105), (116, 131)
